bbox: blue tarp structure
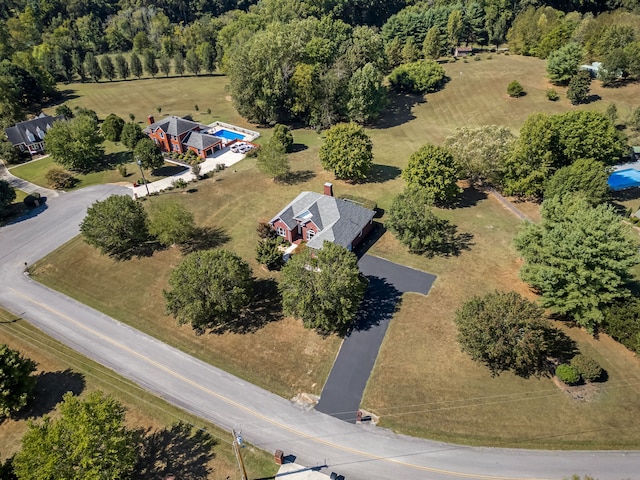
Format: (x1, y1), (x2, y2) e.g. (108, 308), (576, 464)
(608, 168), (640, 191)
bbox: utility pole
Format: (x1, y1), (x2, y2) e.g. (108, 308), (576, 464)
(136, 157), (150, 195)
(232, 429), (248, 480)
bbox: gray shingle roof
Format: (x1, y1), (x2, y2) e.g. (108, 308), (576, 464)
(5, 113), (63, 147)
(270, 192), (375, 250)
(182, 131), (223, 150)
(144, 115), (206, 137)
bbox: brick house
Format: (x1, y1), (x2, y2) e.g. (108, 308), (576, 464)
(144, 115), (223, 159)
(269, 183), (375, 251)
(5, 113), (63, 155)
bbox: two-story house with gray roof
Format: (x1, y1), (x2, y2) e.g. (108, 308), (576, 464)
(144, 115), (224, 159)
(5, 113), (63, 155)
(269, 183), (375, 251)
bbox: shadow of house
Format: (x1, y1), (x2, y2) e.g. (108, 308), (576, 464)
(134, 422), (216, 480)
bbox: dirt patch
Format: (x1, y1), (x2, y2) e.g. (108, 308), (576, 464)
(552, 376), (601, 402)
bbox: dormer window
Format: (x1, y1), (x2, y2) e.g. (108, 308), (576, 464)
(25, 129), (36, 143)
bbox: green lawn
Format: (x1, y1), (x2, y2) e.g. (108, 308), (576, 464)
(0, 308), (277, 478)
(31, 54), (640, 448)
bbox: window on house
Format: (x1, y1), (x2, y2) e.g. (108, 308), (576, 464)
(172, 143), (179, 151)
(276, 227), (286, 237)
(306, 229), (315, 240)
(159, 131), (164, 139)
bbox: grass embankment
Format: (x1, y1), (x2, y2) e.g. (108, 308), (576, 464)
(0, 308), (278, 478)
(31, 54), (640, 447)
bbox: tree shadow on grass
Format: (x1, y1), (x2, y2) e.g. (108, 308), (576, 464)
(290, 143), (308, 153)
(426, 225), (474, 258)
(180, 227), (230, 254)
(152, 165), (189, 178)
(99, 151), (131, 170)
(208, 278), (282, 335)
(370, 93), (426, 129)
(17, 369), (85, 419)
(544, 326), (579, 368)
(133, 422), (216, 480)
(456, 185), (488, 208)
(348, 277), (403, 335)
(280, 170), (316, 185)
(365, 164), (401, 183)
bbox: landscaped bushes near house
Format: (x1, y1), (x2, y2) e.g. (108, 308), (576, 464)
(556, 364), (580, 385)
(338, 194), (377, 211)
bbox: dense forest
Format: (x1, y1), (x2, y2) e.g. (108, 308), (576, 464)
(1, 0), (640, 130)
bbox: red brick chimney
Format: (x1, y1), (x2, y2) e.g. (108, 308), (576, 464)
(147, 115), (155, 125)
(323, 182), (333, 196)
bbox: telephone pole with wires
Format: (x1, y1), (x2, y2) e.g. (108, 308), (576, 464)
(232, 428), (248, 480)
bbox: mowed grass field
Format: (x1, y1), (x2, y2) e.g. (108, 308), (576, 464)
(30, 54), (640, 447)
(0, 308), (277, 478)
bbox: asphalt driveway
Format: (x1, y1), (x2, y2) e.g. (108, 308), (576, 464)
(315, 254), (436, 422)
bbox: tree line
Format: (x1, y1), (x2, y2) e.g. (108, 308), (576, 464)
(2, 0), (640, 133)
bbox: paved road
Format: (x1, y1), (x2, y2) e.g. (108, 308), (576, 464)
(0, 158), (59, 199)
(316, 255), (436, 423)
(0, 188), (639, 480)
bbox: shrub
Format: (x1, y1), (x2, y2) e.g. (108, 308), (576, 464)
(45, 168), (78, 189)
(474, 56), (481, 61)
(507, 80), (524, 97)
(603, 298), (640, 354)
(256, 237), (284, 270)
(546, 88), (559, 101)
(388, 60), (446, 94)
(570, 354), (602, 382)
(173, 178), (188, 190)
(257, 221), (276, 239)
(117, 164), (128, 177)
(23, 192), (41, 208)
(337, 194), (377, 211)
(556, 364), (580, 385)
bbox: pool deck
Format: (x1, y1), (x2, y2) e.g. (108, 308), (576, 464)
(613, 160), (640, 171)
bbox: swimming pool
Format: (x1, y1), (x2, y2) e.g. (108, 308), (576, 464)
(213, 129), (245, 141)
(608, 168), (640, 191)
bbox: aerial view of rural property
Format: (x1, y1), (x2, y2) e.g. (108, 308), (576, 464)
(3, 0), (640, 479)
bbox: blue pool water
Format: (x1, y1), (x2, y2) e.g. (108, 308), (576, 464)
(213, 129), (245, 141)
(608, 168), (640, 191)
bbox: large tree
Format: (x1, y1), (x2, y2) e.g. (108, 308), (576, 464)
(546, 42), (583, 85)
(121, 122), (144, 151)
(388, 60), (446, 94)
(130, 52), (143, 79)
(46, 115), (104, 173)
(164, 249), (253, 330)
(134, 137), (164, 171)
(13, 391), (138, 480)
(544, 158), (610, 205)
(402, 144), (461, 205)
(444, 125), (516, 186)
(347, 63), (387, 124)
(80, 195), (151, 260)
(319, 122), (373, 181)
(502, 111), (623, 199)
(566, 70), (591, 105)
(148, 200), (195, 246)
(279, 241), (367, 335)
(101, 113), (125, 142)
(0, 344), (37, 417)
(99, 55), (115, 81)
(256, 142), (290, 180)
(271, 124), (294, 153)
(454, 291), (551, 377)
(386, 187), (460, 257)
(0, 179), (17, 214)
(514, 194), (640, 332)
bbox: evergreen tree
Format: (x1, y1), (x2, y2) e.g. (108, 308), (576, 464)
(99, 55), (115, 81)
(114, 54), (129, 79)
(130, 52), (143, 79)
(514, 194), (640, 332)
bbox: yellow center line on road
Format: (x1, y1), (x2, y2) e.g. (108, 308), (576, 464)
(11, 287), (551, 480)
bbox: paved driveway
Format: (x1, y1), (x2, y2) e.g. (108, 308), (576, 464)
(315, 255), (436, 422)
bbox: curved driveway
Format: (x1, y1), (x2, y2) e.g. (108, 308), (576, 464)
(0, 186), (638, 480)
